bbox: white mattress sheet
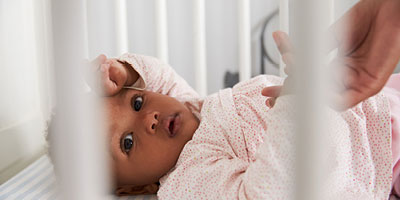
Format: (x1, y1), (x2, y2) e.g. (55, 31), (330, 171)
(0, 155), (157, 200)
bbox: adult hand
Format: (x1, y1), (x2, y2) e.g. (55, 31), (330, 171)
(263, 0), (400, 110)
(329, 0), (400, 110)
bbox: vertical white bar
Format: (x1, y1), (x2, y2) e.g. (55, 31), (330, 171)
(82, 0), (91, 92)
(237, 0), (251, 82)
(82, 1), (89, 59)
(328, 0), (336, 61)
(50, 0), (110, 199)
(193, 0), (207, 96)
(86, 0), (115, 58)
(290, 0), (333, 199)
(155, 0), (169, 63)
(32, 0), (54, 120)
(114, 0), (129, 55)
(279, 0), (289, 77)
(330, 0), (335, 25)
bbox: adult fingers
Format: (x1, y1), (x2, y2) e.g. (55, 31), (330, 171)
(328, 65), (384, 111)
(325, 0), (373, 54)
(330, 88), (367, 111)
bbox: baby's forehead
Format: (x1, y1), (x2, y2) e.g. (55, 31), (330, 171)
(102, 90), (135, 131)
(102, 90), (129, 107)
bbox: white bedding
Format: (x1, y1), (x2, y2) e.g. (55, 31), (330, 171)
(0, 155), (157, 200)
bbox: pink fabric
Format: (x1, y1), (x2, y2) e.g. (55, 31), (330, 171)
(383, 74), (400, 197)
(120, 53), (394, 199)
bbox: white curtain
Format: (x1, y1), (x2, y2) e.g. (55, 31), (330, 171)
(0, 0), (52, 183)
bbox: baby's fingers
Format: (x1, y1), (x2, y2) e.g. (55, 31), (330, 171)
(262, 86), (282, 98)
(273, 31), (294, 75)
(88, 54), (107, 72)
(90, 63), (115, 96)
(96, 54), (107, 65)
(99, 63), (121, 96)
(266, 98), (277, 108)
(282, 53), (294, 75)
(83, 54), (107, 83)
(273, 31), (292, 56)
(262, 86), (282, 108)
(91, 63), (110, 94)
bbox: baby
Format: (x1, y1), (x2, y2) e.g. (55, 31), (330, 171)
(49, 34), (400, 199)
(85, 48), (400, 199)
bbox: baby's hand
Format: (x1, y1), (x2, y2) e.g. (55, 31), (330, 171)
(262, 31), (293, 108)
(85, 54), (133, 96)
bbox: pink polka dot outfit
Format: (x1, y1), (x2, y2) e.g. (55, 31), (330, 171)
(384, 74), (400, 199)
(120, 53), (400, 199)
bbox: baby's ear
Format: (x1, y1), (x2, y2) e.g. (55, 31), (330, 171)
(115, 183), (159, 196)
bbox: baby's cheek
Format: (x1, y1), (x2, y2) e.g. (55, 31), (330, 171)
(156, 145), (180, 171)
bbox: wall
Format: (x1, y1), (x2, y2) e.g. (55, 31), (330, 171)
(126, 0), (279, 94)
(125, 0), (400, 94)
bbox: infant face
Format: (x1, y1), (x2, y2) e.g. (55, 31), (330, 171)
(104, 89), (199, 186)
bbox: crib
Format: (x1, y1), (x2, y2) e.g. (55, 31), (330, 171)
(0, 0), (336, 199)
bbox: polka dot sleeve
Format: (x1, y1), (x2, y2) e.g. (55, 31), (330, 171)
(158, 75), (393, 199)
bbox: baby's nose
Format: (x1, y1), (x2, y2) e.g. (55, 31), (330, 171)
(146, 111), (160, 134)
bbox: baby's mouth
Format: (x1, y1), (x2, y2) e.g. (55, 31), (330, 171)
(163, 113), (181, 137)
(169, 119), (175, 134)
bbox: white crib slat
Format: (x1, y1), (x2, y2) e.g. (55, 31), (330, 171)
(114, 0), (129, 55)
(50, 0), (110, 199)
(155, 0), (169, 63)
(289, 0), (334, 199)
(279, 0), (289, 77)
(193, 0), (207, 96)
(237, 0), (251, 82)
(82, 0), (89, 59)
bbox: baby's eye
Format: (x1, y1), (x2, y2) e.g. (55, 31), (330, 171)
(131, 96), (143, 111)
(121, 133), (134, 153)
